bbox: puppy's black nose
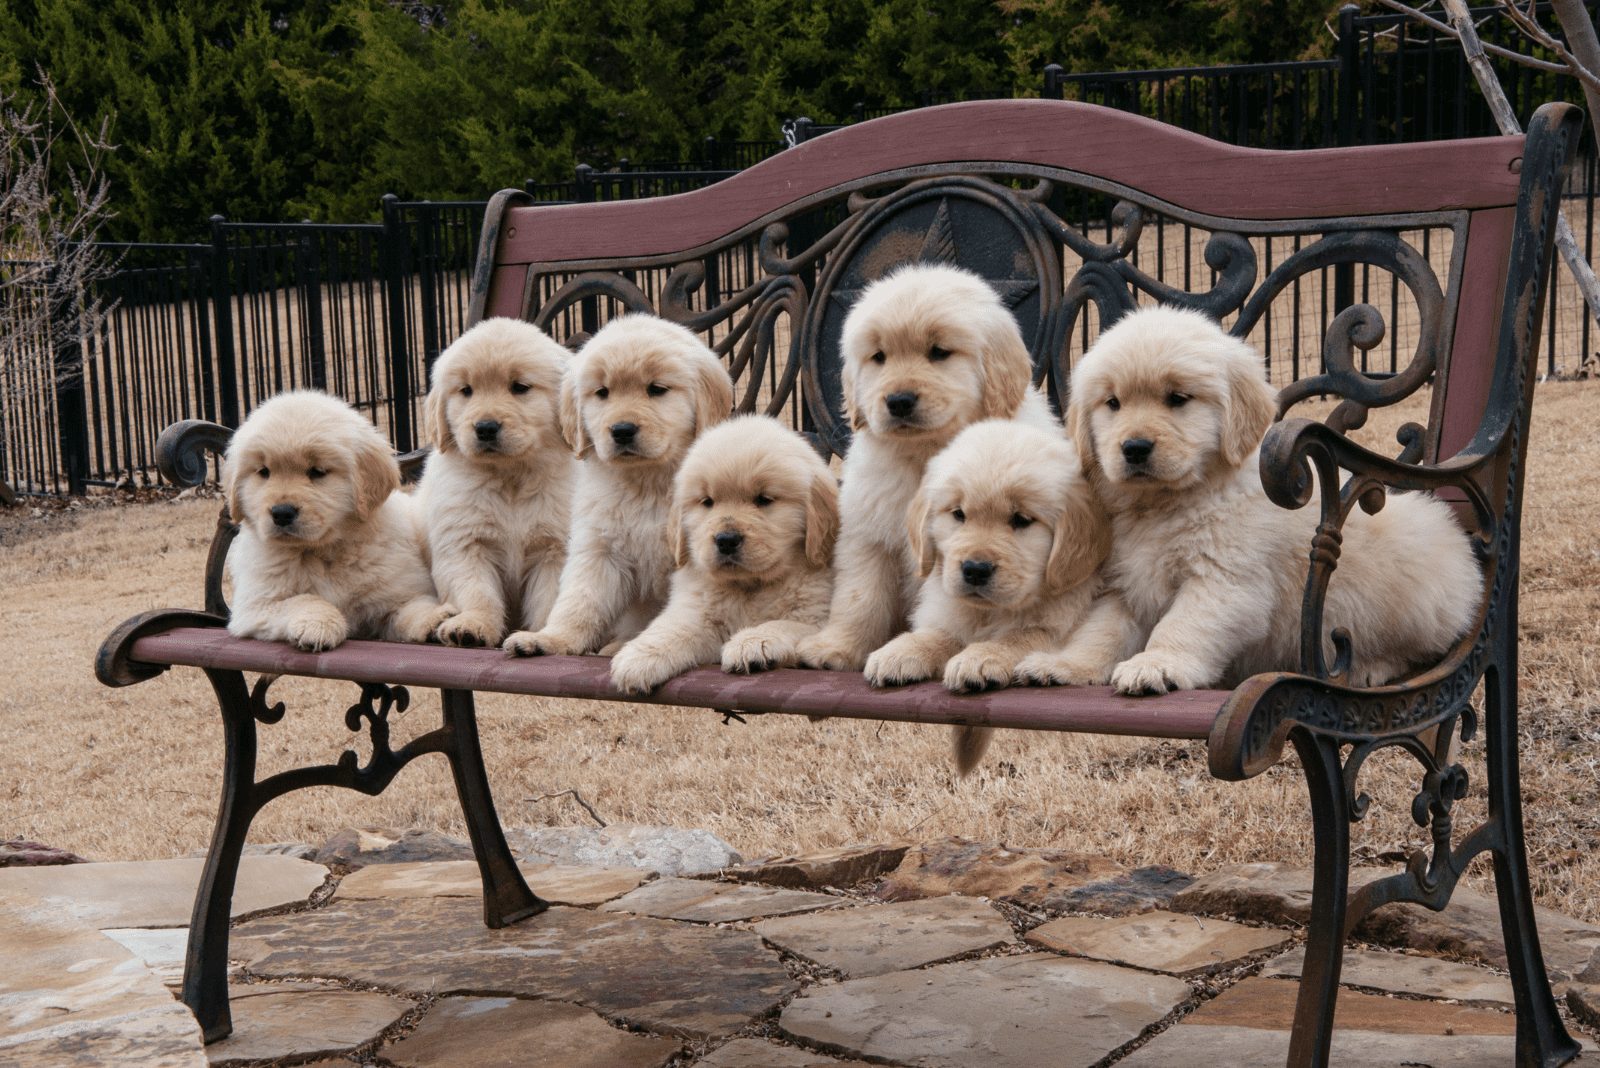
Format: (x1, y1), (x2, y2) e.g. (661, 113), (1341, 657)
(269, 504), (299, 528)
(610, 422), (638, 445)
(885, 391), (918, 418)
(474, 420), (500, 442)
(714, 531), (744, 556)
(1121, 438), (1154, 465)
(961, 559), (995, 587)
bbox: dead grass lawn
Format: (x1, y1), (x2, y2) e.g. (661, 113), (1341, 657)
(2, 381), (1597, 921)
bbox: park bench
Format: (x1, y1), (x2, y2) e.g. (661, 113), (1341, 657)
(97, 98), (1582, 1066)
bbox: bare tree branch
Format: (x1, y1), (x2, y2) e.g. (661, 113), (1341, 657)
(1498, 0), (1600, 97)
(1373, 0), (1571, 72)
(525, 789), (608, 827)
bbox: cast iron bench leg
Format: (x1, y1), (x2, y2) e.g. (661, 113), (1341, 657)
(1287, 730), (1350, 1068)
(440, 687), (546, 927)
(1486, 626), (1581, 1067)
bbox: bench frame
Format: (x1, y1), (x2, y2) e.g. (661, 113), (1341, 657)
(98, 99), (1583, 1067)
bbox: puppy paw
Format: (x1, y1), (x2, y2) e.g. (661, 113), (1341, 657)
(394, 601), (455, 644)
(287, 609), (347, 652)
(864, 636), (940, 688)
(1110, 652), (1212, 696)
(722, 627), (795, 674)
(608, 646), (676, 696)
(796, 630), (868, 672)
(944, 647), (1013, 694)
(1014, 651), (1109, 687)
(503, 628), (583, 657)
(436, 611), (503, 649)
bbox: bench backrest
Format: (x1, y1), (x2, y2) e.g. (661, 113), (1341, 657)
(467, 100), (1574, 473)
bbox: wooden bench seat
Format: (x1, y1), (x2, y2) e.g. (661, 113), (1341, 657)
(98, 96), (1586, 1067)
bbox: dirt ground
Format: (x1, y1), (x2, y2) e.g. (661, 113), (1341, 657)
(2, 380), (1597, 922)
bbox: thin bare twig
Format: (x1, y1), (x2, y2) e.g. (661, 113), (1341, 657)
(1373, 0), (1570, 72)
(1498, 0), (1600, 96)
(525, 789), (608, 827)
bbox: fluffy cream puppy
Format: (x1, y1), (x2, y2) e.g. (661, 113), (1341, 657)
(1017, 305), (1480, 696)
(505, 314), (734, 657)
(224, 390), (448, 651)
(414, 317), (574, 648)
(608, 415), (839, 694)
(795, 263), (1058, 672)
(864, 420), (1107, 771)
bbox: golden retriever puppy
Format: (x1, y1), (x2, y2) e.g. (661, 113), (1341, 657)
(1016, 305), (1480, 695)
(608, 415), (839, 694)
(505, 314), (735, 657)
(864, 420), (1107, 771)
(796, 263), (1058, 672)
(414, 317), (575, 648)
(224, 390), (449, 651)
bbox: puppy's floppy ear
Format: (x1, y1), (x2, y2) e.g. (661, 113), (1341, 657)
(977, 311), (1032, 420)
(222, 451), (247, 524)
(1046, 479), (1111, 594)
(423, 380), (455, 454)
(1065, 382), (1097, 478)
(906, 487), (940, 579)
(668, 495), (689, 569)
(1221, 343), (1277, 468)
(803, 468), (840, 568)
(352, 429), (402, 521)
(557, 363), (592, 458)
(691, 349), (734, 433)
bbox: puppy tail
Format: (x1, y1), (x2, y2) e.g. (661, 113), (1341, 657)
(951, 725), (993, 777)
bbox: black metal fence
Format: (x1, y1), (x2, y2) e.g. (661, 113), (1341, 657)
(6, 1), (1599, 496)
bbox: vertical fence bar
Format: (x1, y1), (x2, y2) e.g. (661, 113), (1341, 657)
(208, 217), (240, 427)
(52, 267), (90, 495)
(297, 228), (328, 392)
(1334, 4), (1359, 319)
(380, 194), (416, 452)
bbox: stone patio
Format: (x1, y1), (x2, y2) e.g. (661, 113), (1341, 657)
(4, 830), (1598, 1067)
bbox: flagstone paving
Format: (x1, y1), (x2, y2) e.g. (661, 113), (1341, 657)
(6, 836), (1600, 1067)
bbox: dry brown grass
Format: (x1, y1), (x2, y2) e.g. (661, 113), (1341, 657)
(2, 380), (1597, 923)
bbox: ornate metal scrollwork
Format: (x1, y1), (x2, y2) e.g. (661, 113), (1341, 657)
(156, 419), (232, 488)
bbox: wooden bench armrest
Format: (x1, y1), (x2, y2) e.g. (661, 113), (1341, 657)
(95, 609), (229, 687)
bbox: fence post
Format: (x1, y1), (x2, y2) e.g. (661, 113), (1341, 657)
(703, 135), (718, 169)
(1042, 64), (1065, 100)
(1334, 3), (1360, 316)
(208, 215), (240, 427)
(574, 166), (600, 335)
(295, 226), (328, 392)
(51, 264), (91, 495)
(380, 194), (416, 452)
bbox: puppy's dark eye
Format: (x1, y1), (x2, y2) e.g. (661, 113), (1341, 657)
(869, 351), (886, 365)
(511, 382), (531, 395)
(646, 383), (668, 397)
(1009, 513), (1034, 530)
(1166, 392), (1190, 408)
(595, 386), (609, 399)
(1106, 396), (1120, 411)
(928, 345), (951, 362)
(257, 467), (270, 479)
(701, 497), (714, 508)
(754, 493), (773, 507)
(951, 508), (965, 523)
(460, 385), (473, 398)
(307, 467), (327, 480)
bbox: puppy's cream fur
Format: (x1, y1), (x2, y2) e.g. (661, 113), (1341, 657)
(415, 317), (574, 648)
(224, 390), (448, 651)
(506, 314), (734, 657)
(864, 421), (1107, 771)
(609, 415), (839, 694)
(796, 263), (1058, 671)
(1017, 305), (1480, 695)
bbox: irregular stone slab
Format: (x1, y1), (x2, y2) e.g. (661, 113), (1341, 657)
(1186, 976), (1515, 1034)
(1119, 1024), (1523, 1066)
(1, 839), (86, 866)
(233, 897), (794, 1039)
(205, 982), (410, 1064)
(1567, 982), (1600, 1030)
(698, 1038), (876, 1067)
(600, 877), (841, 923)
(0, 856), (326, 928)
(756, 895), (1014, 977)
(716, 844), (909, 890)
(1263, 946), (1515, 1007)
(1026, 910), (1291, 976)
(781, 954), (1190, 1067)
(186, 842), (319, 862)
(335, 861), (648, 907)
(507, 824), (742, 876)
(1044, 865), (1195, 915)
(101, 928), (198, 988)
(1172, 863), (1600, 982)
(316, 827), (472, 868)
(0, 896), (205, 1067)
(383, 996), (679, 1068)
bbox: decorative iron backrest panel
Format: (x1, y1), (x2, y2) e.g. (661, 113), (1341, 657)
(473, 101), (1526, 462)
